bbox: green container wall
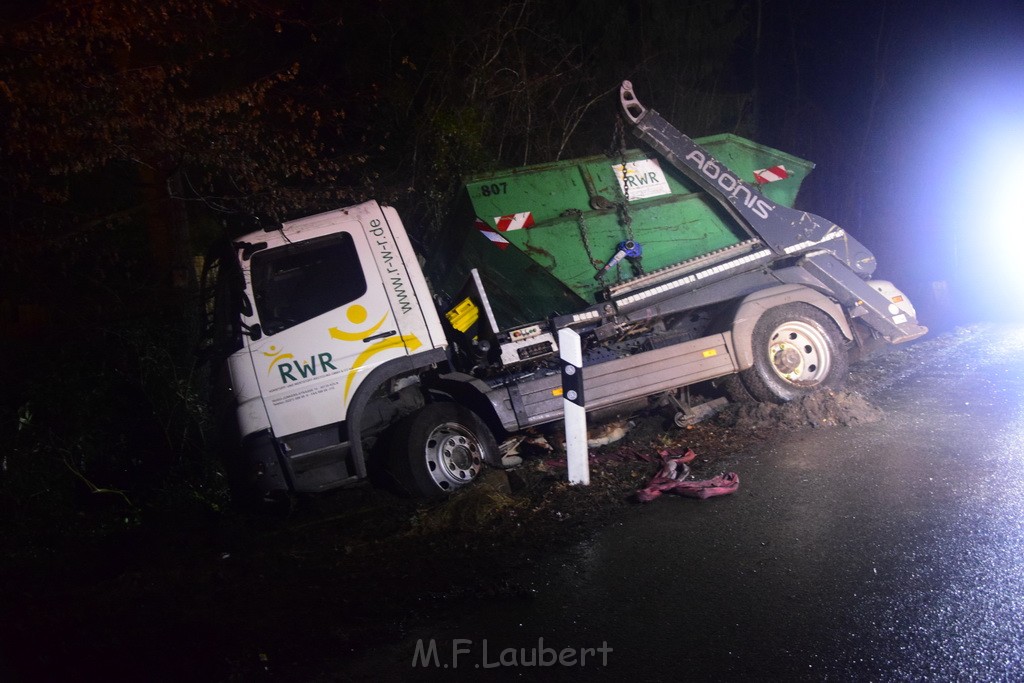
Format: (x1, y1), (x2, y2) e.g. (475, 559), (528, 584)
(436, 135), (814, 328)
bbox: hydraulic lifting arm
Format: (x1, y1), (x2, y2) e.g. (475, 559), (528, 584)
(618, 80), (926, 344)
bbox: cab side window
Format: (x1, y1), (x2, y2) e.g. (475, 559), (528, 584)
(251, 233), (368, 335)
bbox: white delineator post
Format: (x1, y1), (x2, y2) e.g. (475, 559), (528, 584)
(558, 328), (589, 485)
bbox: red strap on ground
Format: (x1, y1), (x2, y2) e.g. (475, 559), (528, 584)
(637, 450), (739, 502)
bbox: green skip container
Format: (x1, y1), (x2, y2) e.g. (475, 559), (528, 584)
(436, 135), (815, 328)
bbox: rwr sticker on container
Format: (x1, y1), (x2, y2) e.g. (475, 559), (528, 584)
(612, 158), (672, 200)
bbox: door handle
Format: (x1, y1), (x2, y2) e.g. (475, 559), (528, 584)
(363, 330), (398, 343)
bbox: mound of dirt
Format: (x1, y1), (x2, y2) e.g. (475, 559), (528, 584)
(716, 389), (885, 431)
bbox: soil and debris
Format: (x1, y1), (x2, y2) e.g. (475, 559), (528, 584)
(716, 389), (884, 431)
(0, 326), (981, 680)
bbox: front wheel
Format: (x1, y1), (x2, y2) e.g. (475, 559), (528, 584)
(387, 403), (498, 498)
(735, 303), (849, 404)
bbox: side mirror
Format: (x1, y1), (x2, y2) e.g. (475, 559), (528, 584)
(241, 322), (262, 341)
(239, 290), (254, 317)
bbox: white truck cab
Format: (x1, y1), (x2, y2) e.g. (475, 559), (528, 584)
(210, 202), (452, 496)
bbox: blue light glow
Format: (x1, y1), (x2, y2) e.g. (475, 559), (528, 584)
(892, 31), (1024, 322)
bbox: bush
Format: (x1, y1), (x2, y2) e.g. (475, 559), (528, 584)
(0, 303), (228, 550)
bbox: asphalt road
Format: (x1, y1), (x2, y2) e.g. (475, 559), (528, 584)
(360, 325), (1024, 681)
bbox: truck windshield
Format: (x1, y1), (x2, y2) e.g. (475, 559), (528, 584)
(250, 233), (367, 335)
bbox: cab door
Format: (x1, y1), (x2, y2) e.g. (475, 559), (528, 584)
(242, 207), (416, 439)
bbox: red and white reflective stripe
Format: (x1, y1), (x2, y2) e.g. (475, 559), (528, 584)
(475, 219), (509, 250)
(493, 211), (535, 232)
(754, 165), (789, 184)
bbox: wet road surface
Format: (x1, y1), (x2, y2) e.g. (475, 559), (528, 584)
(356, 325), (1024, 681)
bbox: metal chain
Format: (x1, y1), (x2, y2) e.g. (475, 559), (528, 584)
(615, 117), (636, 243)
(565, 120), (645, 286)
(563, 208), (602, 273)
(614, 116), (643, 277)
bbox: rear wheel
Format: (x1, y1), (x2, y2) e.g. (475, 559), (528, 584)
(387, 403), (497, 498)
(736, 303), (848, 403)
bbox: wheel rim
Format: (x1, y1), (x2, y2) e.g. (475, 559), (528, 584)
(423, 421), (483, 490)
(766, 320), (832, 386)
